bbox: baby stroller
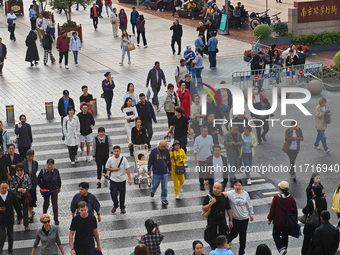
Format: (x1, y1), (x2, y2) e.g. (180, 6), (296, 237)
(133, 145), (152, 188)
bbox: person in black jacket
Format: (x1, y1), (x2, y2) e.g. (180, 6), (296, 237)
(0, 38), (7, 75)
(102, 72), (115, 119)
(311, 210), (339, 255)
(0, 181), (23, 255)
(14, 114), (33, 160)
(77, 104), (95, 162)
(170, 18), (183, 55)
(57, 90), (75, 140)
(250, 98), (272, 145)
(146, 61), (167, 107)
(22, 149), (38, 222)
(42, 30), (55, 65)
(251, 52), (267, 92)
(130, 118), (148, 156)
(90, 3), (100, 30)
(0, 147), (9, 183)
(301, 185), (328, 255)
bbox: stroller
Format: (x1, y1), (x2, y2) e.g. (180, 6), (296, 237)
(133, 145), (152, 188)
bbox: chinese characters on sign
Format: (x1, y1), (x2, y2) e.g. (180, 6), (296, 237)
(294, 0), (340, 23)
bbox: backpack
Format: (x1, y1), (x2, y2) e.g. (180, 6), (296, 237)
(42, 36), (49, 49)
(297, 51), (306, 65)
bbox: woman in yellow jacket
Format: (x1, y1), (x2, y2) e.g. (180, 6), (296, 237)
(333, 184), (340, 219)
(240, 126), (257, 186)
(169, 140), (186, 200)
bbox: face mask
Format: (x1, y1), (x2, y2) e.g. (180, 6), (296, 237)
(21, 121), (26, 124)
(254, 90), (258, 94)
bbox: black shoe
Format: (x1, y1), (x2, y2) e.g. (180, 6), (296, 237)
(162, 200), (169, 205)
(108, 114), (111, 120)
(130, 151), (134, 157)
(200, 185), (205, 191)
(177, 52), (181, 55)
(262, 136), (267, 142)
(151, 192), (154, 197)
(29, 216), (33, 223)
(104, 175), (110, 180)
(173, 51), (175, 55)
(62, 135), (65, 141)
(97, 182), (101, 188)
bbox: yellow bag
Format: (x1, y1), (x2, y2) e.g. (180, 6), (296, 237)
(332, 189), (340, 213)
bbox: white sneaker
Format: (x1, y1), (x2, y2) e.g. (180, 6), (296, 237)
(71, 161), (75, 165)
(128, 61), (131, 64)
(326, 149), (331, 154)
(75, 63), (79, 67)
(157, 8), (160, 11)
(162, 9), (164, 11)
(119, 62), (123, 66)
(75, 155), (78, 162)
(176, 195), (180, 200)
(80, 151), (83, 157)
(247, 179), (252, 185)
(65, 65), (69, 69)
(144, 45), (148, 48)
(86, 156), (91, 162)
(137, 44), (140, 46)
(179, 188), (183, 193)
(279, 249), (287, 255)
(59, 63), (62, 68)
(314, 146), (321, 150)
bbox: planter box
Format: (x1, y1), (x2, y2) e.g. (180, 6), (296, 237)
(309, 44), (340, 52)
(243, 56), (251, 62)
(57, 24), (83, 43)
(259, 36), (293, 46)
(5, 2), (24, 15)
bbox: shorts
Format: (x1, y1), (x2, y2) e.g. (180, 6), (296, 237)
(80, 134), (92, 143)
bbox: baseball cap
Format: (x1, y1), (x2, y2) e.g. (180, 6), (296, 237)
(278, 181), (289, 190)
(63, 90), (69, 96)
(186, 45), (191, 49)
(185, 74), (191, 78)
(172, 140), (181, 147)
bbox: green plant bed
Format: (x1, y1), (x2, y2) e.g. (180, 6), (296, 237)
(293, 31), (340, 46)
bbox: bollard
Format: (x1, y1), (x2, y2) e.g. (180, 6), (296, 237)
(45, 102), (54, 120)
(92, 98), (97, 116)
(6, 105), (14, 125)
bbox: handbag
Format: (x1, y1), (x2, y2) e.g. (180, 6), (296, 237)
(172, 150), (185, 175)
(202, 194), (213, 218)
(324, 111), (332, 124)
(24, 191), (32, 205)
(101, 93), (105, 99)
(306, 199), (319, 228)
(215, 48), (219, 53)
(127, 42), (136, 51)
(191, 62), (195, 67)
(40, 170), (53, 197)
(288, 223), (301, 238)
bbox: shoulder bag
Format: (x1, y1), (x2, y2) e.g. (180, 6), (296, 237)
(109, 156), (124, 179)
(127, 42), (135, 51)
(280, 196), (298, 229)
(202, 194), (213, 218)
(306, 199), (319, 228)
(40, 170), (53, 197)
(172, 150), (185, 175)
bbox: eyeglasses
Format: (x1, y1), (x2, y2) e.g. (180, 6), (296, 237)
(42, 220), (50, 224)
(16, 169), (23, 172)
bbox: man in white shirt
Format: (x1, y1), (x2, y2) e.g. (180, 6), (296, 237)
(105, 145), (132, 214)
(36, 13), (47, 43)
(175, 59), (189, 88)
(7, 9), (17, 41)
(194, 126), (214, 190)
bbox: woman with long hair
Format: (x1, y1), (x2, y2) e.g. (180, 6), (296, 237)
(157, 83), (180, 128)
(102, 72), (115, 119)
(123, 83), (139, 106)
(192, 240), (205, 255)
(192, 49), (204, 88)
(176, 82), (191, 119)
(119, 8), (127, 31)
(130, 118), (148, 157)
(47, 14), (55, 40)
(306, 173), (326, 203)
(314, 97), (331, 153)
(122, 97), (138, 153)
(119, 30), (131, 65)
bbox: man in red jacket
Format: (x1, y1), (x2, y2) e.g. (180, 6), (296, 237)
(56, 31), (70, 69)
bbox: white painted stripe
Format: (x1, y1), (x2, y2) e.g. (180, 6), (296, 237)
(250, 179), (266, 183)
(262, 191), (280, 196)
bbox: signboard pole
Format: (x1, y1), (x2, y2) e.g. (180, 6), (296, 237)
(219, 13), (230, 35)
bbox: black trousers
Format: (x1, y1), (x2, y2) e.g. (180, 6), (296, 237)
(96, 155), (109, 180)
(229, 218), (249, 255)
(104, 93), (113, 115)
(143, 122), (153, 146)
(0, 224), (14, 253)
(206, 221), (228, 249)
(151, 85), (161, 105)
(137, 31), (147, 46)
(110, 180), (126, 209)
(287, 149), (298, 174)
(8, 24), (15, 40)
(166, 112), (174, 128)
(272, 225), (289, 252)
(43, 190), (58, 222)
(254, 119), (269, 143)
(67, 145), (78, 162)
(30, 18), (36, 30)
(191, 120), (200, 139)
(59, 51), (68, 65)
(98, 5), (102, 16)
(18, 198), (29, 227)
(301, 234), (313, 255)
(0, 57), (4, 73)
(132, 23), (137, 34)
(92, 17), (98, 28)
(171, 37), (181, 54)
(18, 146), (30, 160)
(199, 160), (205, 187)
(175, 135), (187, 154)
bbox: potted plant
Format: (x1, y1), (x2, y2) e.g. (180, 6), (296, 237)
(5, 0), (24, 15)
(243, 50), (252, 62)
(51, 0), (92, 42)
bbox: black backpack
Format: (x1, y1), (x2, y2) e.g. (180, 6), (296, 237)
(297, 51), (306, 65)
(42, 36), (49, 49)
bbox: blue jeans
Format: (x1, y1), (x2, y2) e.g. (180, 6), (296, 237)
(188, 65), (196, 83)
(73, 50), (78, 64)
(151, 173), (168, 200)
(121, 45), (131, 63)
(208, 51), (216, 67)
(47, 27), (55, 39)
(314, 130), (328, 151)
(242, 153), (252, 179)
(144, 0), (150, 8)
(106, 4), (113, 16)
(195, 67), (203, 88)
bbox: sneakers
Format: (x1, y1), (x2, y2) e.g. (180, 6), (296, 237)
(247, 179), (252, 185)
(144, 45), (148, 48)
(162, 199), (169, 205)
(65, 65), (69, 69)
(279, 249), (287, 255)
(184, 163), (188, 167)
(314, 146), (321, 150)
(86, 156), (91, 162)
(80, 150), (83, 157)
(71, 161), (75, 165)
(151, 192), (154, 197)
(176, 195), (180, 200)
(75, 63), (79, 67)
(162, 9), (164, 11)
(59, 63), (62, 68)
(326, 149), (331, 154)
(179, 187), (183, 193)
(97, 182), (101, 188)
(157, 8), (160, 11)
(128, 61), (131, 64)
(119, 62), (123, 66)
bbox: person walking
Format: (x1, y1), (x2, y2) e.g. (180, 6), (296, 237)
(216, 86), (232, 124)
(69, 32), (81, 67)
(123, 83), (139, 106)
(0, 181), (23, 255)
(70, 182), (101, 220)
(0, 38), (7, 75)
(36, 13), (47, 43)
(69, 201), (102, 255)
(14, 114), (33, 160)
(119, 30), (131, 65)
(6, 144), (22, 177)
(102, 72), (115, 119)
(224, 125), (242, 186)
(79, 85), (94, 114)
(251, 98), (272, 145)
(42, 30), (55, 65)
(122, 97), (138, 146)
(29, 5), (37, 30)
(136, 15), (147, 48)
(0, 121), (10, 153)
(62, 107), (80, 165)
(240, 126), (257, 185)
(38, 159), (61, 225)
(56, 31), (70, 69)
(157, 83), (180, 128)
(192, 49), (204, 88)
(207, 31), (218, 68)
(9, 163), (32, 232)
(190, 95), (205, 139)
(267, 181), (297, 255)
(77, 104), (95, 162)
(130, 7), (139, 35)
(0, 147), (9, 183)
(105, 145), (132, 214)
(130, 118), (148, 156)
(31, 214), (64, 255)
(148, 140), (171, 205)
(175, 59), (189, 88)
(169, 140), (186, 199)
(281, 121), (303, 182)
(170, 18), (183, 55)
(146, 61), (167, 108)
(96, 0), (103, 18)
(7, 9), (17, 41)
(110, 8), (119, 37)
(104, 0), (113, 17)
(301, 185), (327, 255)
(176, 82), (191, 119)
(25, 30), (39, 66)
(22, 149), (38, 223)
(93, 127), (113, 187)
(119, 9), (128, 32)
(202, 182), (232, 250)
(90, 3), (99, 30)
(47, 15), (55, 40)
(227, 179), (254, 255)
(314, 97), (331, 153)
(58, 90), (75, 140)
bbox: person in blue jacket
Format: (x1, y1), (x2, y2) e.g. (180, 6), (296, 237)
(148, 140), (171, 205)
(207, 31), (218, 68)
